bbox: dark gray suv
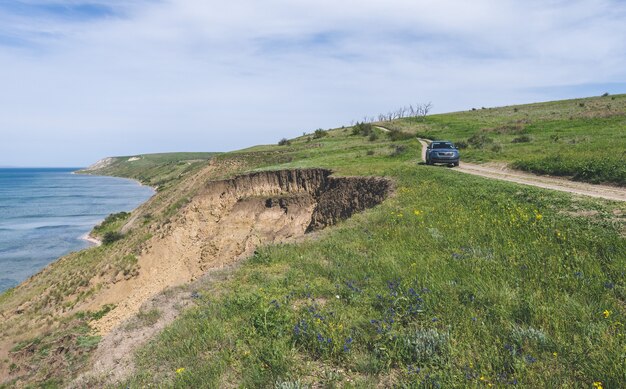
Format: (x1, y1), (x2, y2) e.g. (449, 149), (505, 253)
(425, 141), (460, 166)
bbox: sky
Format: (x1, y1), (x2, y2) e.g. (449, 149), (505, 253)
(0, 0), (625, 167)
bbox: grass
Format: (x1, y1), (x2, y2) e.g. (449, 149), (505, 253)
(120, 124), (625, 387)
(387, 94), (626, 185)
(1, 95), (624, 388)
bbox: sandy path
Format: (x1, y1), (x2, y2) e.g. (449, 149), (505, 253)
(417, 139), (626, 202)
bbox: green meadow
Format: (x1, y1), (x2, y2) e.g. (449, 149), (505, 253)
(388, 94), (626, 185)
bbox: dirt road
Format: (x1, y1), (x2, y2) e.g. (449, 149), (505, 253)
(417, 139), (626, 202)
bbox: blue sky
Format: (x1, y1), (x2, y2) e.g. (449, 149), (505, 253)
(1, 0), (625, 166)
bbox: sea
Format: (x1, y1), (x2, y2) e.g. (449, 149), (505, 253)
(0, 168), (154, 293)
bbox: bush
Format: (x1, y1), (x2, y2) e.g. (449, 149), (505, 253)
(490, 143), (503, 153)
(368, 132), (379, 141)
(313, 129), (327, 139)
(512, 135), (532, 143)
(102, 231), (124, 245)
(390, 145), (408, 157)
(467, 132), (493, 149)
(278, 138), (291, 146)
(387, 129), (413, 141)
(455, 140), (468, 149)
(351, 122), (373, 136)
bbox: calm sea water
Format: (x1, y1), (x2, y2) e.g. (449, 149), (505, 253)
(0, 168), (154, 293)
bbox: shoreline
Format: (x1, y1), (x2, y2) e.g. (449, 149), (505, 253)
(80, 232), (102, 247)
(74, 168), (158, 192)
(74, 170), (155, 249)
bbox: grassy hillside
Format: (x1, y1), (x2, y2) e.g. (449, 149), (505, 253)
(78, 152), (220, 189)
(386, 94), (626, 185)
(119, 128), (625, 388)
(0, 96), (624, 388)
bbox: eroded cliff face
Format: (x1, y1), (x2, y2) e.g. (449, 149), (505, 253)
(87, 169), (392, 334)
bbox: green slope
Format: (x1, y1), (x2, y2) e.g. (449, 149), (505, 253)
(78, 152), (220, 189)
(388, 94), (626, 185)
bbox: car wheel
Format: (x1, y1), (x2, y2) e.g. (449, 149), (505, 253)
(453, 162), (459, 167)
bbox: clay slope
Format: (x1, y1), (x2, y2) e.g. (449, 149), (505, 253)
(87, 169), (392, 334)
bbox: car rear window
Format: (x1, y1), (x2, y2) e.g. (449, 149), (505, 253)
(432, 142), (453, 149)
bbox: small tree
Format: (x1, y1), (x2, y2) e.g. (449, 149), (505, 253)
(278, 138), (291, 146)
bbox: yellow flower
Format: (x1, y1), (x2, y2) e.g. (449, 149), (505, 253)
(414, 210), (422, 216)
(553, 352), (558, 357)
(603, 310), (611, 318)
(535, 213), (543, 221)
(176, 367), (186, 375)
(593, 381), (603, 389)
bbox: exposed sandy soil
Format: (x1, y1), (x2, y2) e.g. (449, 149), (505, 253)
(85, 169), (391, 335)
(418, 139), (626, 202)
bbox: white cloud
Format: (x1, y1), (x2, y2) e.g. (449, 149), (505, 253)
(1, 0), (625, 165)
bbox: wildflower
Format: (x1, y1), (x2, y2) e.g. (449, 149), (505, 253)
(335, 294), (340, 299)
(553, 352), (558, 357)
(534, 211), (542, 221)
(603, 310), (611, 318)
(414, 210), (422, 216)
(593, 382), (603, 389)
(176, 367), (186, 375)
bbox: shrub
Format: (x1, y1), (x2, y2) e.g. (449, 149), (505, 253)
(368, 132), (379, 141)
(387, 129), (413, 141)
(93, 212), (130, 233)
(390, 145), (408, 156)
(467, 132), (493, 149)
(602, 92), (610, 97)
(313, 129), (327, 139)
(455, 140), (468, 149)
(278, 138), (291, 146)
(397, 329), (449, 364)
(512, 135), (532, 143)
(102, 231), (124, 245)
(351, 122), (373, 136)
(491, 142), (503, 153)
